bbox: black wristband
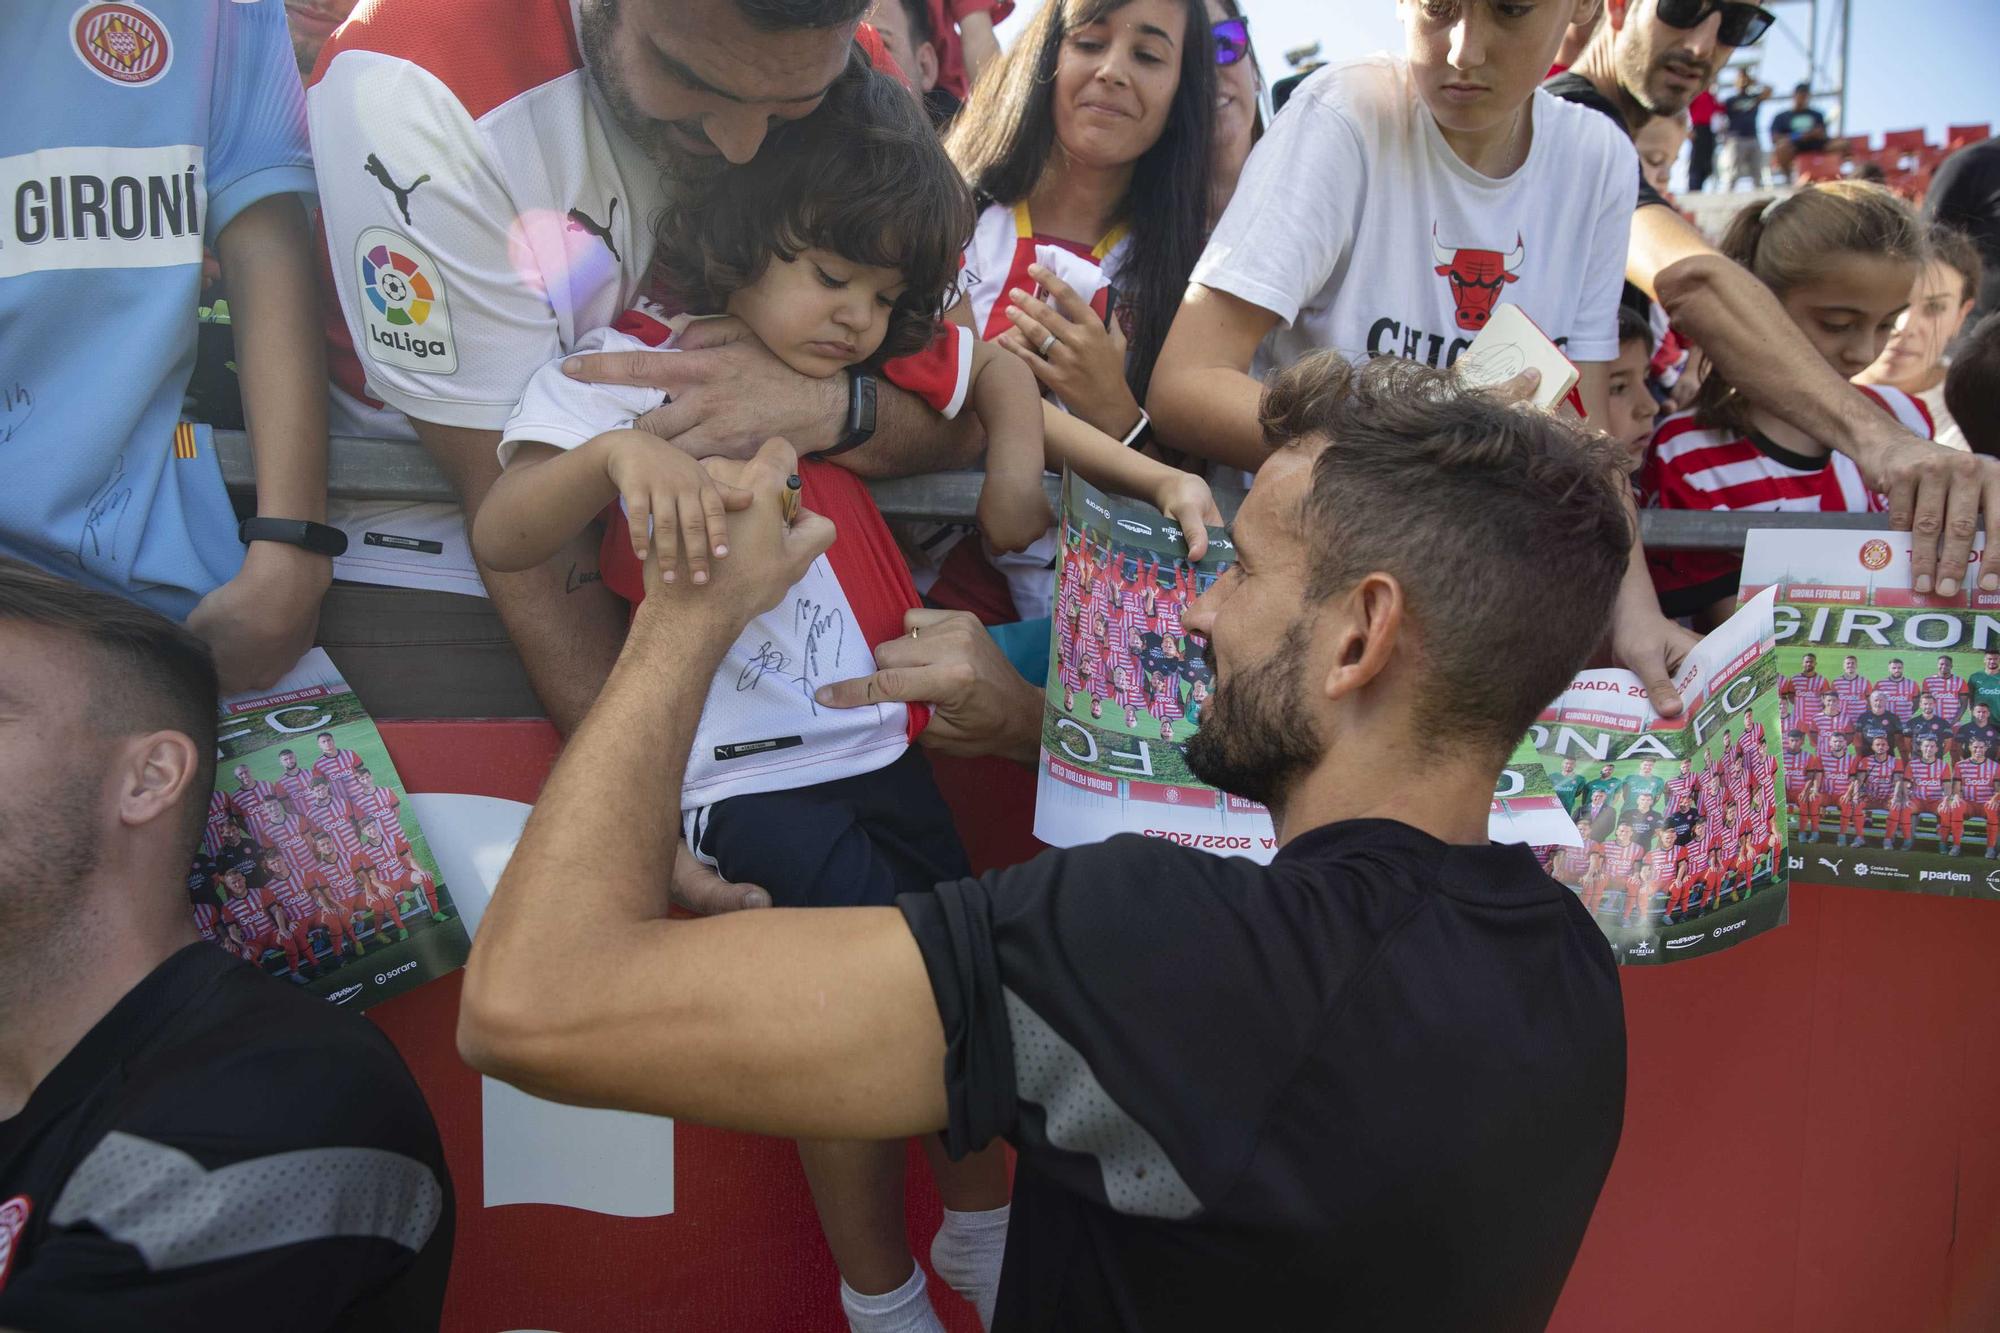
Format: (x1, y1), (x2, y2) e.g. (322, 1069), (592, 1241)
(815, 370), (878, 458)
(238, 517), (348, 557)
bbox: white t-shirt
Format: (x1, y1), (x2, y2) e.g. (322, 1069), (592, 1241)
(1918, 380), (1967, 452)
(1191, 55), (1638, 381)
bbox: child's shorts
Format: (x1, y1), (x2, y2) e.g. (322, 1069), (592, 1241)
(684, 749), (970, 909)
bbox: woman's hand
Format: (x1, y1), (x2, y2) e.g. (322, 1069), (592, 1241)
(996, 262), (1141, 435)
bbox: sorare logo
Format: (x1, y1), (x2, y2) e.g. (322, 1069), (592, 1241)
(363, 243), (439, 327)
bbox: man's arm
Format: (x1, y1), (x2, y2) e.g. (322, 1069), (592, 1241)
(1147, 285), (1280, 472)
(1635, 201), (2000, 595)
(459, 442), (949, 1136)
(183, 196), (333, 693)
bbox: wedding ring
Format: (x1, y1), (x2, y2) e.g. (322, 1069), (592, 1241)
(1037, 332), (1057, 358)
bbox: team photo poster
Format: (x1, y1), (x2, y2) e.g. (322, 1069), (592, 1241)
(190, 649), (469, 1007)
(1742, 529), (2000, 903)
(1525, 589), (1790, 965)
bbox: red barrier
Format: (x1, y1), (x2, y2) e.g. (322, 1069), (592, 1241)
(373, 722), (2000, 1332)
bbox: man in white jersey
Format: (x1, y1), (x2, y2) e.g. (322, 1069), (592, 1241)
(310, 0), (984, 738)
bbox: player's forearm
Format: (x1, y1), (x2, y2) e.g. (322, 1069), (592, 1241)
(471, 440), (619, 573)
(828, 380), (985, 479)
(1639, 208), (1905, 467)
(219, 192), (329, 525)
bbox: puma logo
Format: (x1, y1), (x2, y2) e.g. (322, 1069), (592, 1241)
(566, 198), (620, 261)
(364, 154), (430, 225)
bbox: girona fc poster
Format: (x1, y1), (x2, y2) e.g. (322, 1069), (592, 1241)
(190, 649), (469, 1007)
(1524, 590), (1790, 965)
(1742, 529), (2000, 904)
(1032, 471), (1585, 859)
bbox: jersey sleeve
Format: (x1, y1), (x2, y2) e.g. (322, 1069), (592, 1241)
(881, 323), (975, 420)
(495, 324), (670, 464)
(205, 0), (316, 240)
(898, 836), (1355, 1224)
(309, 52), (563, 430)
(1188, 83), (1365, 328)
(1568, 130), (1640, 364)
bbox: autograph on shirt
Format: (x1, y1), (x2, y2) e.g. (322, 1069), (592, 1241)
(736, 597), (847, 712)
(75, 452), (134, 568)
(1, 381), (31, 444)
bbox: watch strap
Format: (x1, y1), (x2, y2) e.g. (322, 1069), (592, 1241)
(816, 371), (878, 458)
(238, 517), (348, 558)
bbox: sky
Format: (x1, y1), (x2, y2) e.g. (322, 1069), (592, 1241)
(1003, 0), (1999, 145)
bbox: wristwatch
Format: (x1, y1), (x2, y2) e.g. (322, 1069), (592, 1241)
(238, 517), (348, 557)
(814, 370), (878, 458)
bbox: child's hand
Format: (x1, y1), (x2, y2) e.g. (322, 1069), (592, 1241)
(1152, 470), (1224, 562)
(600, 429), (752, 584)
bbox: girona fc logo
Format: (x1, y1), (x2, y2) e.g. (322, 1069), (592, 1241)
(1432, 225), (1524, 331)
(73, 3), (172, 86)
(1859, 539), (1893, 571)
(0, 1195), (31, 1294)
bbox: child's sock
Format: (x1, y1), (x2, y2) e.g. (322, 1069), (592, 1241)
(840, 1264), (946, 1333)
(929, 1203), (1010, 1330)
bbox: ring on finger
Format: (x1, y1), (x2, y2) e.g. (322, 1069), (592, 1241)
(1037, 332), (1058, 358)
(910, 625), (921, 639)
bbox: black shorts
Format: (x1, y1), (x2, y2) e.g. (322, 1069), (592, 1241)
(691, 748), (970, 909)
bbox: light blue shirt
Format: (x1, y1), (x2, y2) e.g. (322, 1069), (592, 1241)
(0, 0), (315, 617)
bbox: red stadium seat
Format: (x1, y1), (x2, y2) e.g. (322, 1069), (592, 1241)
(1948, 123), (1992, 148)
(1793, 152), (1841, 184)
(1833, 134), (1871, 158)
(1881, 128), (1928, 152)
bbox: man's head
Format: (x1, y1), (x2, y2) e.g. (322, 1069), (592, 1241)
(1946, 312), (2000, 459)
(1872, 734), (1890, 755)
(1869, 690), (1887, 713)
(1977, 703), (1993, 724)
(1889, 658), (1906, 677)
(279, 749), (299, 772)
(1920, 692), (1937, 714)
(232, 762), (254, 787)
(0, 561), (218, 960)
(866, 0), (938, 93)
(578, 0), (869, 179)
(1601, 762), (1618, 780)
(1181, 356), (1631, 820)
(1637, 791), (1655, 812)
(1790, 80), (1810, 108)
(1940, 655), (1954, 674)
(1399, 0), (1597, 143)
(1561, 756), (1577, 773)
(1639, 758), (1655, 774)
(1601, 0), (1770, 118)
(1974, 739), (1990, 763)
(316, 732), (338, 756)
(1843, 655), (1858, 674)
(1922, 736), (1941, 761)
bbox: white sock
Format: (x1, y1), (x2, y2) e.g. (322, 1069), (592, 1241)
(840, 1264), (946, 1333)
(929, 1204), (1010, 1331)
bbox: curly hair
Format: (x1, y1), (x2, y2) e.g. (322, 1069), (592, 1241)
(648, 54), (974, 364)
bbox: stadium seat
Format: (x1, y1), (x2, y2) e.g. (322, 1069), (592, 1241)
(1833, 134), (1871, 158)
(1794, 152), (1840, 184)
(1881, 128), (1927, 151)
(1948, 123), (1991, 148)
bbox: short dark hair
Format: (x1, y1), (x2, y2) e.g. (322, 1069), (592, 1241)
(0, 558), (218, 851)
(731, 0), (874, 31)
(892, 0), (935, 48)
(1948, 311), (2000, 457)
(650, 57), (972, 363)
(1258, 356), (1632, 760)
(1616, 302), (1655, 355)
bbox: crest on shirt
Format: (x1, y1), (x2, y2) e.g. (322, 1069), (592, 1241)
(72, 3), (172, 87)
(1431, 225), (1523, 332)
(0, 1195), (30, 1294)
(354, 228), (458, 374)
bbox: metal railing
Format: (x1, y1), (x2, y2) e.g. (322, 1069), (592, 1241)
(216, 432), (1909, 553)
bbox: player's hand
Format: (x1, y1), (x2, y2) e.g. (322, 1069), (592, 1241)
(186, 541), (332, 693)
(1152, 471), (1223, 563)
(997, 262), (1139, 436)
(1855, 426), (2000, 598)
(600, 428), (752, 585)
(564, 334), (846, 459)
(815, 609), (1044, 764)
(1611, 577), (1702, 718)
(670, 845), (770, 914)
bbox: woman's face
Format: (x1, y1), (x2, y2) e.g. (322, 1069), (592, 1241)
(1204, 0), (1256, 171)
(1052, 0), (1190, 171)
(1864, 259), (1975, 388)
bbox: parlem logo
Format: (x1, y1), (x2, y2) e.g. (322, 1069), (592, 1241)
(355, 229), (457, 373)
(1859, 539), (1893, 571)
(73, 3), (172, 86)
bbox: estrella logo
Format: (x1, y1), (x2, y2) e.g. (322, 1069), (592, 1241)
(363, 243), (438, 327)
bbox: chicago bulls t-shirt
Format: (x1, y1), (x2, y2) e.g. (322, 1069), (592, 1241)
(1191, 55), (1636, 383)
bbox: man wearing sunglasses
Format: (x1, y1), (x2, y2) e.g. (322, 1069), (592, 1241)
(1550, 0), (2000, 604)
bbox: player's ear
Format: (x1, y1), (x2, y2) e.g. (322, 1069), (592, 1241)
(119, 730), (202, 832)
(1319, 572), (1403, 704)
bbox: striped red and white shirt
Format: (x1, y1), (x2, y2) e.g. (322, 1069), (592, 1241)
(1859, 753), (1903, 801)
(1910, 757), (1951, 801)
(1641, 386), (1929, 612)
(1816, 746), (1859, 791)
(1875, 673), (1919, 721)
(1956, 759), (2000, 804)
(1927, 673), (1969, 723)
(1601, 839), (1645, 880)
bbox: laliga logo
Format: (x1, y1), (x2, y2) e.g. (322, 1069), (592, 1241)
(1432, 225), (1524, 331)
(1858, 539), (1893, 571)
(362, 242), (448, 358)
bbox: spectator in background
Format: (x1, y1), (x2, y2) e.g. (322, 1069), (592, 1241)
(1857, 226), (1984, 450)
(1927, 137), (2000, 331)
(1607, 303), (1662, 473)
(1550, 4), (1606, 75)
(1205, 0), (1263, 230)
(1947, 312), (2000, 457)
(1769, 81), (1828, 182)
(868, 0), (957, 124)
(1718, 64), (1770, 188)
(285, 0), (359, 73)
(0, 560), (452, 1330)
(930, 0), (1011, 106)
(1687, 75), (1719, 190)
(1635, 109), (1690, 199)
(0, 3), (334, 694)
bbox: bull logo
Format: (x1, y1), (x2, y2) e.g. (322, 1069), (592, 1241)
(1432, 225), (1525, 331)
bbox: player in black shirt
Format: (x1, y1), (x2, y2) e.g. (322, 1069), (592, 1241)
(1955, 701), (2000, 761)
(463, 359), (1634, 1332)
(1910, 693), (1957, 761)
(0, 561), (452, 1331)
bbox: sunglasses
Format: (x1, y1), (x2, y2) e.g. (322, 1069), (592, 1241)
(1212, 16), (1249, 66)
(1654, 0), (1775, 48)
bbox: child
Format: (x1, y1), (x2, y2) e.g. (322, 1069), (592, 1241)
(472, 63), (1215, 1333)
(1855, 226), (1983, 450)
(1642, 183), (1933, 625)
(1634, 110), (1691, 203)
(1606, 302), (1662, 476)
(1946, 311), (2000, 457)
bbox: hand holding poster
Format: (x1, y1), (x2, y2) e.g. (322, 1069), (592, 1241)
(1523, 589), (1790, 964)
(191, 649), (469, 1006)
(1742, 529), (2000, 900)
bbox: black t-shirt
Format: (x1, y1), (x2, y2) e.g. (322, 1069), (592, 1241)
(1852, 710), (1903, 753)
(1909, 714), (1956, 757)
(1542, 72), (1671, 212)
(1928, 139), (2000, 320)
(1955, 720), (2000, 758)
(1723, 90), (1765, 137)
(0, 944), (452, 1332)
(899, 819), (1626, 1332)
(1772, 106), (1828, 145)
